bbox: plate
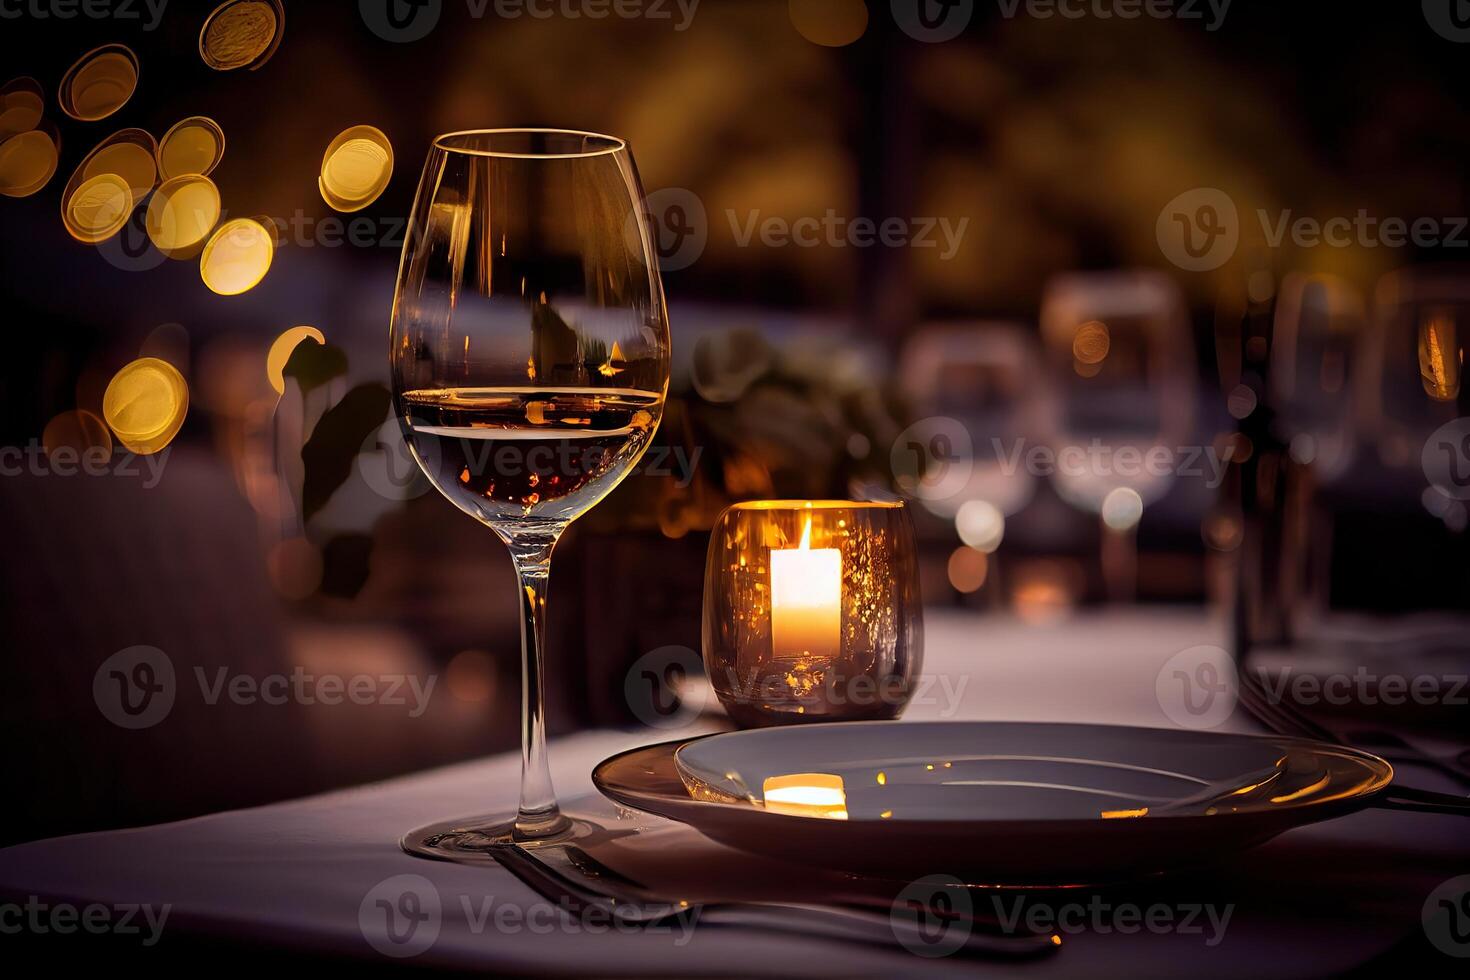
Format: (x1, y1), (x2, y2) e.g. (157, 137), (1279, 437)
(593, 722), (1393, 883)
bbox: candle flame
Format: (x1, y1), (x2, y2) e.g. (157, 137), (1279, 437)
(798, 516), (812, 550)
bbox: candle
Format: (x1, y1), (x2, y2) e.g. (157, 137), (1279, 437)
(769, 517), (842, 662)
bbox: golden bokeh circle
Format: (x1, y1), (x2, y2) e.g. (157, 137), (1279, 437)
(42, 409), (114, 458)
(1072, 320), (1111, 365)
(319, 125), (394, 213)
(64, 173), (134, 244)
(103, 357), (190, 455)
(200, 0), (285, 72)
(788, 0), (869, 48)
(200, 217), (276, 295)
(0, 77), (44, 142)
(267, 325), (327, 395)
(157, 116), (226, 180)
(58, 44), (139, 122)
(81, 134), (158, 200)
(146, 175), (222, 255)
(0, 128), (59, 198)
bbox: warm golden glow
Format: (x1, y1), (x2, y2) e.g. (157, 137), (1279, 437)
(319, 126), (394, 213)
(42, 409), (112, 457)
(146, 175), (221, 255)
(59, 44), (138, 121)
(81, 133), (158, 199)
(0, 77), (44, 141)
(1101, 487), (1144, 531)
(0, 129), (58, 198)
(200, 218), (275, 295)
(102, 357), (189, 455)
(63, 174), (134, 244)
(1072, 320), (1111, 365)
(1419, 308), (1461, 401)
(787, 0), (868, 47)
(158, 116), (226, 180)
(1100, 807), (1149, 819)
(770, 516), (842, 662)
(267, 325), (327, 394)
(1269, 772), (1332, 805)
(200, 0), (283, 71)
(762, 773), (848, 820)
(947, 546), (988, 594)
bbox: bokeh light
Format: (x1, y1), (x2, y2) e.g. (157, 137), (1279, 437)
(955, 499), (1005, 552)
(42, 410), (112, 458)
(63, 173), (134, 245)
(200, 218), (275, 295)
(446, 650), (499, 703)
(267, 326), (327, 394)
(319, 126), (394, 213)
(0, 128), (59, 198)
(102, 357), (189, 455)
(0, 77), (44, 141)
(157, 116), (226, 180)
(947, 546), (989, 594)
(58, 44), (138, 121)
(77, 129), (159, 201)
(787, 0), (868, 48)
(200, 0), (285, 71)
(146, 175), (221, 256)
(1072, 320), (1111, 365)
(1101, 487), (1144, 531)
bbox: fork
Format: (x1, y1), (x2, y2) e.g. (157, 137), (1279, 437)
(490, 841), (1061, 960)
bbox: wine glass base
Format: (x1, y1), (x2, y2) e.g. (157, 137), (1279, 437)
(401, 813), (594, 862)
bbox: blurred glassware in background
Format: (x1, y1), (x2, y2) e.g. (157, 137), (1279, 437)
(1040, 271), (1196, 602)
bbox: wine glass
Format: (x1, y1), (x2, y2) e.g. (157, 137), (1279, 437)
(392, 130), (670, 850)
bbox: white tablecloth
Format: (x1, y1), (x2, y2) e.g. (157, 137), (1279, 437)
(2, 609), (1465, 975)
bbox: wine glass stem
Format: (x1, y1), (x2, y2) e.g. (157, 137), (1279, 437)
(508, 536), (565, 840)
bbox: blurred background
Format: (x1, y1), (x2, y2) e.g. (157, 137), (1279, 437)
(1, 0), (1467, 846)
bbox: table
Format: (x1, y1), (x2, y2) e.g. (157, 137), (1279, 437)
(2, 609), (1465, 974)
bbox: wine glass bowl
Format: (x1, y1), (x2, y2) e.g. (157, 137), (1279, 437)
(392, 130), (670, 849)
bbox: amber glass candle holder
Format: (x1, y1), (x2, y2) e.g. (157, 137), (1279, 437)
(703, 500), (923, 728)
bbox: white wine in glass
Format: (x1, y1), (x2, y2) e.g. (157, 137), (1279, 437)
(393, 130), (670, 851)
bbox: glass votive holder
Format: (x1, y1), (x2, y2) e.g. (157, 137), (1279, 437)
(703, 500), (923, 728)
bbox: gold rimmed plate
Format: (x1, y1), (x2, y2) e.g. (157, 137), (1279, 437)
(593, 722), (1413, 884)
